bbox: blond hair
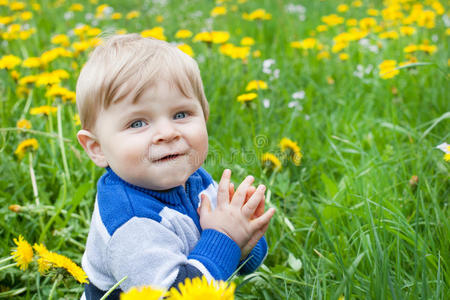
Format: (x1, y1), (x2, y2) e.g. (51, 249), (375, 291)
(76, 34), (209, 130)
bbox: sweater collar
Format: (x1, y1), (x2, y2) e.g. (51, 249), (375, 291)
(104, 167), (188, 205)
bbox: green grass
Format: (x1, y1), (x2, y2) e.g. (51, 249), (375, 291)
(0, 0), (448, 299)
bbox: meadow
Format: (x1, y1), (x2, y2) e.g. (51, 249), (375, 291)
(0, 0), (449, 299)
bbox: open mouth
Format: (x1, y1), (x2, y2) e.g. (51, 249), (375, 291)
(153, 154), (184, 163)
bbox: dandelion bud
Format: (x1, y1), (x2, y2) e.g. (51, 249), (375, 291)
(9, 204), (21, 213)
(409, 175), (419, 187)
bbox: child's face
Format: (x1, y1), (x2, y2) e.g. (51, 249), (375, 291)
(93, 80), (208, 190)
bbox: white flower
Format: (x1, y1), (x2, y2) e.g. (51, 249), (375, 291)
(288, 101), (302, 110)
(285, 4), (306, 14)
(368, 45), (379, 53)
(432, 34), (438, 42)
(85, 13), (94, 21)
(64, 12), (74, 20)
(292, 90), (305, 99)
(263, 99), (270, 108)
(272, 69), (280, 79)
(263, 59), (275, 69)
(436, 142), (450, 153)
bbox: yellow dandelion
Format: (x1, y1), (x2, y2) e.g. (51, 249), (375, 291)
(11, 235), (34, 270)
(177, 43), (194, 57)
(261, 153), (282, 171)
(211, 6), (227, 17)
(243, 8), (272, 21)
(14, 138), (38, 160)
(10, 70), (20, 80)
(141, 27), (166, 41)
(16, 118), (31, 129)
(69, 3), (84, 11)
(445, 153), (450, 162)
(45, 85), (76, 102)
(193, 31), (230, 44)
(10, 1), (25, 11)
(317, 51), (330, 60)
(237, 92), (257, 102)
(51, 34), (70, 47)
(339, 53), (349, 61)
(33, 243), (51, 273)
(120, 286), (165, 300)
(240, 37), (255, 46)
(337, 4), (349, 13)
(22, 57), (42, 68)
(30, 105), (58, 115)
(168, 276), (235, 300)
(245, 80), (268, 91)
(34, 247), (88, 284)
(19, 11), (32, 21)
(73, 114), (81, 126)
(126, 10), (140, 19)
(175, 29), (192, 39)
(111, 12), (122, 20)
(0, 54), (22, 69)
(379, 60), (399, 79)
(280, 137), (302, 166)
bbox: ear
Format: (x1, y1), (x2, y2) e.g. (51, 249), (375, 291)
(77, 129), (108, 168)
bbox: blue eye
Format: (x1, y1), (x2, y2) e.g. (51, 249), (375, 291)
(174, 112), (187, 119)
(130, 120), (146, 128)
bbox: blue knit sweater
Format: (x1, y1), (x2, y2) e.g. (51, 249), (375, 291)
(82, 167), (268, 299)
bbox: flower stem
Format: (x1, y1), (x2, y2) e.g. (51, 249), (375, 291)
(100, 276), (128, 300)
(0, 263), (17, 272)
(48, 276), (61, 300)
(0, 256), (13, 264)
(57, 104), (70, 181)
(28, 152), (40, 206)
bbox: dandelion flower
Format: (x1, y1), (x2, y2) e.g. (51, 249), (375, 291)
(280, 137), (302, 166)
(211, 6), (227, 17)
(16, 118), (31, 129)
(30, 105), (58, 115)
(245, 80), (268, 91)
(436, 143), (450, 162)
(14, 138), (38, 160)
(339, 53), (349, 61)
(141, 27), (166, 41)
(240, 37), (255, 46)
(120, 286), (165, 300)
(11, 235), (34, 270)
(0, 54), (22, 69)
(177, 44), (194, 57)
(237, 93), (257, 102)
(168, 276), (235, 300)
(175, 29), (192, 39)
(261, 153), (282, 171)
(33, 244), (88, 284)
(126, 10), (140, 20)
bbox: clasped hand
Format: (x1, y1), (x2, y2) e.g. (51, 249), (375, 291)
(198, 169), (276, 259)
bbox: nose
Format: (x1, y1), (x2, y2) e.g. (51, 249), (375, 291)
(152, 119), (180, 144)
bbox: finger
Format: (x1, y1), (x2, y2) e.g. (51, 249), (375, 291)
(199, 194), (212, 216)
(217, 169), (231, 207)
(253, 194), (265, 219)
(242, 184), (266, 218)
(251, 207), (276, 230)
(244, 185), (256, 205)
(229, 182), (235, 202)
(231, 175), (255, 208)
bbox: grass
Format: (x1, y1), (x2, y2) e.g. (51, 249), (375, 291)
(0, 0), (449, 299)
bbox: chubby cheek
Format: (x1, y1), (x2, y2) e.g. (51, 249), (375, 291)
(189, 127), (209, 166)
